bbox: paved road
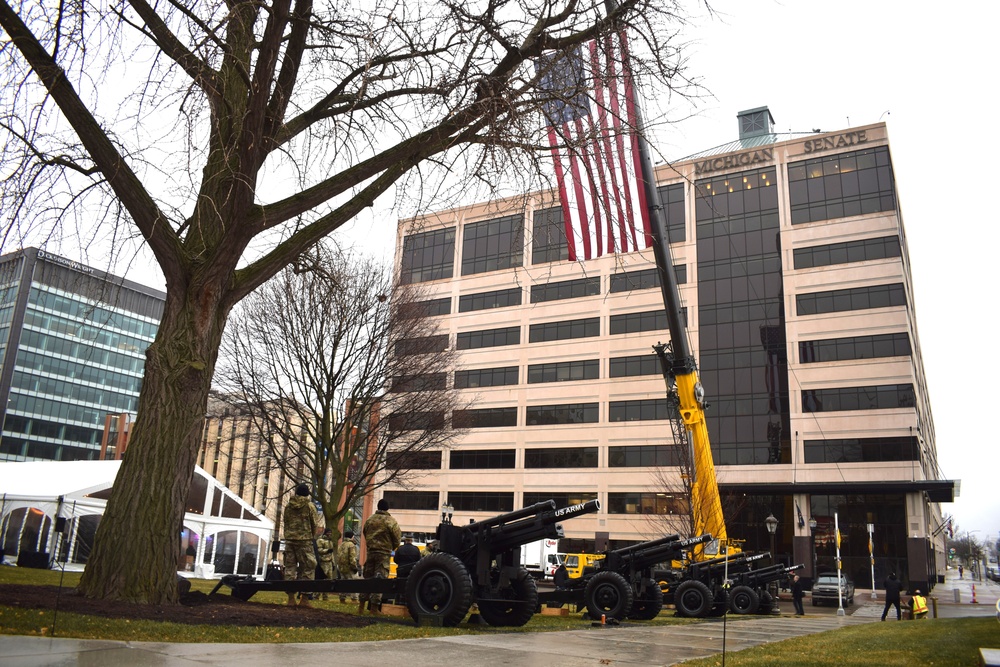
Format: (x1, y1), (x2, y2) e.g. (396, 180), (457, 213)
(2, 568), (996, 666)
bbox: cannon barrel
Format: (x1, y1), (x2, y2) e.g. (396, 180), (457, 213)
(465, 500), (557, 533)
(440, 500), (600, 559)
(610, 533), (681, 557)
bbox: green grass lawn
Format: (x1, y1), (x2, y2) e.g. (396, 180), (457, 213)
(678, 617), (1000, 667)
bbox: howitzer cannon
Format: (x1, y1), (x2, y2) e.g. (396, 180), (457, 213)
(667, 551), (770, 618)
(728, 563), (804, 615)
(213, 499), (598, 628)
(406, 499), (600, 626)
(538, 533), (713, 621)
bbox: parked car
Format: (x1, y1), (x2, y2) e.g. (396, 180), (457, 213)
(811, 572), (855, 606)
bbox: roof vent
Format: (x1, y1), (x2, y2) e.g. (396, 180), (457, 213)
(737, 106), (775, 140)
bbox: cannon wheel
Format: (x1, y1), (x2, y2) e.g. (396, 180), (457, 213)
(405, 553), (473, 627)
(675, 580), (712, 618)
(729, 585), (760, 614)
(476, 568), (538, 627)
(628, 578), (664, 620)
(585, 571), (634, 620)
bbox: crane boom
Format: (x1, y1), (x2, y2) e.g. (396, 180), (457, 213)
(632, 98), (729, 558)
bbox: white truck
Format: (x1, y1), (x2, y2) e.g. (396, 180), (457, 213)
(520, 538), (562, 579)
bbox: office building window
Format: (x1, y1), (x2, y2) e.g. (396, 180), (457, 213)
(448, 491), (514, 513)
(799, 333), (911, 363)
(523, 492), (599, 507)
(461, 215), (523, 276)
(385, 450), (442, 470)
(608, 492), (688, 515)
(788, 146), (896, 224)
(383, 491), (440, 511)
(609, 310), (668, 335)
(395, 334), (449, 356)
(609, 354), (660, 378)
(386, 411), (446, 431)
(525, 403), (598, 425)
(804, 437), (919, 463)
(529, 318), (600, 343)
(456, 326), (520, 350)
(530, 277), (601, 303)
(452, 407), (518, 428)
(524, 447), (598, 468)
(609, 265), (687, 294)
(399, 297), (451, 318)
(450, 449), (516, 469)
(400, 227), (455, 284)
(454, 366), (518, 389)
(656, 183), (687, 243)
(802, 384), (915, 413)
(459, 288), (522, 312)
(609, 445), (681, 467)
(527, 359), (599, 383)
(793, 235), (901, 269)
(391, 373), (447, 392)
(531, 207), (569, 264)
(608, 399), (669, 422)
(796, 283), (906, 316)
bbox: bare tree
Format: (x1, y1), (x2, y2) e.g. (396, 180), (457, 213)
(216, 243), (464, 542)
(0, 0), (701, 603)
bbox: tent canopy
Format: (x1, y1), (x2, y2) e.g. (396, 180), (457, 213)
(0, 460), (274, 574)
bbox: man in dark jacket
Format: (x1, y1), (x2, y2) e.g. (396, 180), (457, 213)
(791, 574), (805, 615)
(881, 572), (902, 621)
(393, 537), (421, 574)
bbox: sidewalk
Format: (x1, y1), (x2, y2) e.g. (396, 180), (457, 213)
(0, 613), (876, 667)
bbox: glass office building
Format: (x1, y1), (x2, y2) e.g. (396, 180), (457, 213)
(387, 108), (955, 593)
(0, 248), (164, 462)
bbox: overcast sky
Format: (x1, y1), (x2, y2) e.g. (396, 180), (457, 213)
(664, 0), (1000, 546)
(103, 1), (999, 546)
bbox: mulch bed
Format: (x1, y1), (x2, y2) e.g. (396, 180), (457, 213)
(0, 584), (382, 628)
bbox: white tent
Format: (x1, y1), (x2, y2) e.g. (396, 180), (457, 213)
(0, 460), (274, 578)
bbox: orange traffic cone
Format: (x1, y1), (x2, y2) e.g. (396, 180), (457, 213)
(971, 584), (978, 603)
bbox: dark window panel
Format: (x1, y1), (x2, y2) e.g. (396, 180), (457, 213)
(528, 318), (600, 343)
(524, 447), (599, 468)
(448, 491), (514, 513)
(450, 449), (516, 469)
(452, 407), (518, 428)
(527, 359), (599, 383)
(400, 228), (456, 284)
(461, 215), (524, 276)
(530, 277), (601, 303)
(456, 326), (521, 350)
(525, 403), (599, 425)
(454, 366), (519, 389)
(459, 288), (522, 313)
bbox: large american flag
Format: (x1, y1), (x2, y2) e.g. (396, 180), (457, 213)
(538, 33), (652, 261)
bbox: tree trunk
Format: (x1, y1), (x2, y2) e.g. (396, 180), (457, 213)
(77, 281), (228, 604)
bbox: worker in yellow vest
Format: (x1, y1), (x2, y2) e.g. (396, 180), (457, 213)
(911, 590), (929, 619)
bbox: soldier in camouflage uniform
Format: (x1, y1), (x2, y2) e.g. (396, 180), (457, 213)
(359, 498), (401, 613)
(336, 529), (360, 603)
(282, 483), (320, 607)
(315, 528), (337, 600)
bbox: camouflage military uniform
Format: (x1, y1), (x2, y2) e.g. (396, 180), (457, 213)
(316, 531), (336, 599)
(282, 495), (319, 582)
(336, 537), (360, 603)
(360, 509), (401, 609)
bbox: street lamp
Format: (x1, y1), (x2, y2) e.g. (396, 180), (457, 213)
(440, 503), (454, 525)
(809, 517), (818, 583)
(765, 513), (779, 608)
